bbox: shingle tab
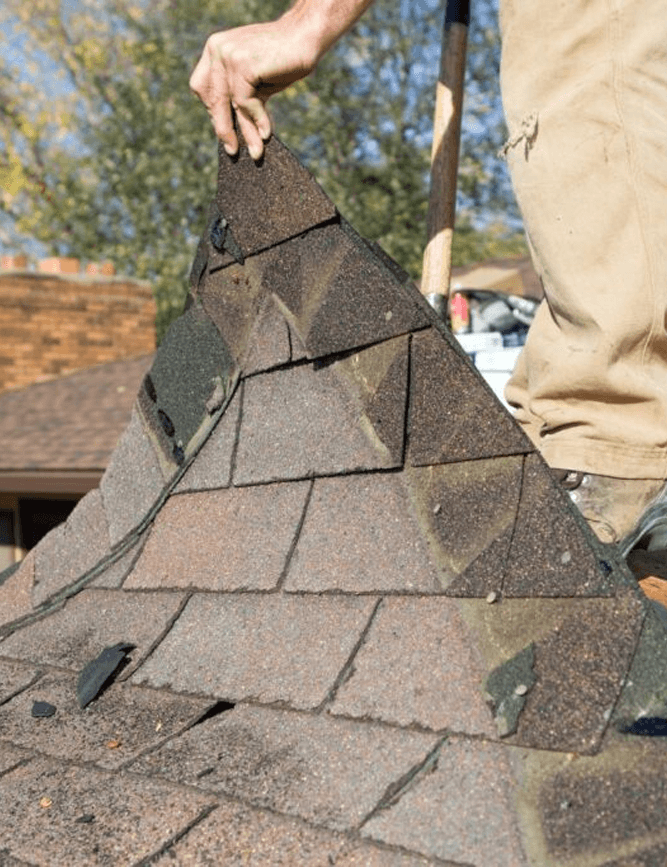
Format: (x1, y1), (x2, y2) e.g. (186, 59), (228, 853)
(154, 799), (438, 867)
(126, 482), (310, 591)
(0, 671), (212, 769)
(612, 607), (667, 727)
(132, 594), (377, 710)
(32, 488), (111, 607)
(362, 737), (527, 866)
(258, 223), (429, 359)
(0, 589), (185, 672)
(503, 453), (619, 597)
(510, 593), (644, 753)
(444, 530), (513, 598)
(458, 593), (644, 754)
(130, 704), (437, 832)
(234, 364), (401, 485)
(199, 256), (268, 365)
(172, 387), (242, 494)
(334, 336), (410, 466)
(88, 535), (146, 589)
(329, 598), (495, 735)
(538, 750), (667, 861)
(405, 457), (524, 586)
(99, 408), (166, 547)
(284, 474), (441, 594)
(242, 293), (293, 375)
(215, 136), (337, 256)
(141, 301), (237, 466)
(409, 328), (533, 465)
(0, 756), (214, 866)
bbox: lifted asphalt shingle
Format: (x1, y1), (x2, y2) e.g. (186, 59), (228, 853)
(0, 134), (659, 867)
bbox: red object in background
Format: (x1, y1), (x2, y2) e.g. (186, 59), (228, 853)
(450, 291), (469, 333)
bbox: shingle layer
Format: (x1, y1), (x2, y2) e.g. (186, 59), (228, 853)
(0, 136), (660, 866)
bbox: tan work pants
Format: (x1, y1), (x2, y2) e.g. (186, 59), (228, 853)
(501, 0), (667, 480)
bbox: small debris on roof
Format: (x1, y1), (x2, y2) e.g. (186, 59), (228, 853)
(76, 642), (135, 709)
(621, 717), (667, 737)
(31, 701), (56, 718)
(75, 814), (95, 824)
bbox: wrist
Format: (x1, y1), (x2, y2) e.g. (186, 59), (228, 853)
(279, 1), (353, 66)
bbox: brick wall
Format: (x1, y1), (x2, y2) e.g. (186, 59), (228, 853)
(0, 263), (156, 393)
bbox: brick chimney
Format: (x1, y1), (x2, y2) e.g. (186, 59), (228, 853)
(0, 259), (156, 393)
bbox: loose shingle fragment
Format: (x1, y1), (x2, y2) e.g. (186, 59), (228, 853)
(620, 717), (667, 736)
(77, 642), (135, 708)
(31, 701), (56, 719)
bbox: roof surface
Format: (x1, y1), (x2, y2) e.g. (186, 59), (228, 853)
(0, 354), (153, 473)
(0, 139), (665, 867)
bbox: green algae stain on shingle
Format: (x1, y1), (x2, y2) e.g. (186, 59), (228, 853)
(484, 643), (537, 737)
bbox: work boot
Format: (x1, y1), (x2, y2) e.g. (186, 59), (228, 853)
(552, 470), (666, 549)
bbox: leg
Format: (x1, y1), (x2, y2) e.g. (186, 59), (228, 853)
(501, 0), (667, 482)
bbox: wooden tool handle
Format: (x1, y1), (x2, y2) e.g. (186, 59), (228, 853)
(421, 0), (470, 301)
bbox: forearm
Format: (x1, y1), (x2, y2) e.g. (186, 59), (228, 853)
(281, 0), (375, 63)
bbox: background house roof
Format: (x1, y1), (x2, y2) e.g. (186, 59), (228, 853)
(0, 138), (662, 867)
(0, 354), (153, 493)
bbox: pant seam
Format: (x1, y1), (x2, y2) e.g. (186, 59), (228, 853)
(609, 0), (662, 366)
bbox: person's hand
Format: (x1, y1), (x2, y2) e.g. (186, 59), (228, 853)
(190, 19), (318, 160)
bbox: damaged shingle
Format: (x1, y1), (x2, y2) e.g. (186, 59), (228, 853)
(77, 642), (135, 708)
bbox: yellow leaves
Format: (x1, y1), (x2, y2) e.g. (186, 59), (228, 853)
(73, 38), (109, 73)
(0, 160), (29, 201)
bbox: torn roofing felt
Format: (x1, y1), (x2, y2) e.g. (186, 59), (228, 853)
(0, 138), (665, 867)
